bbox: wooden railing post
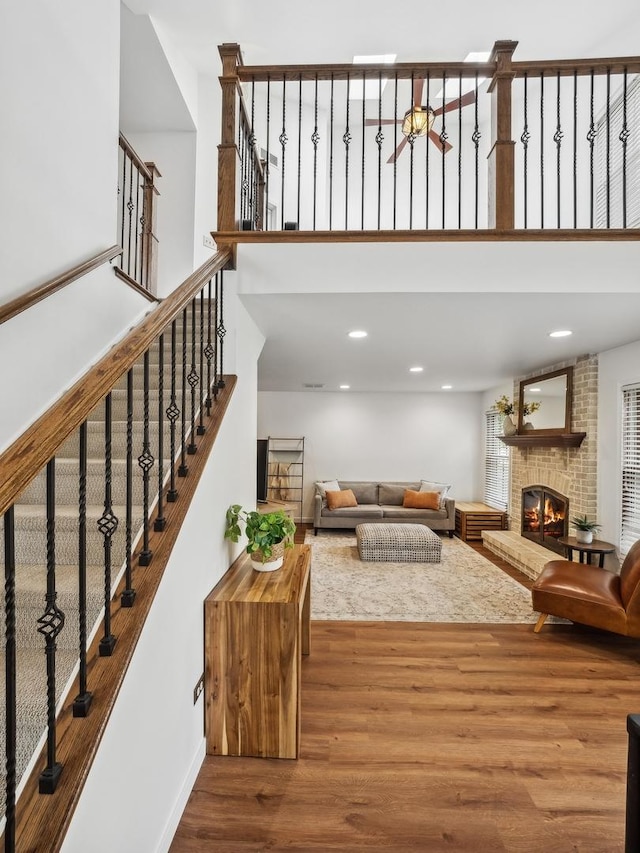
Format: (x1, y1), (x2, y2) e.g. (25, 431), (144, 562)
(487, 40), (518, 230)
(142, 161), (161, 295)
(218, 44), (243, 236)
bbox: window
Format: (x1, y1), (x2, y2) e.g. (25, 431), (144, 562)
(621, 383), (640, 555)
(484, 410), (509, 511)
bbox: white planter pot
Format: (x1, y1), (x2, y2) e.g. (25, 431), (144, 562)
(250, 540), (285, 572)
(575, 529), (594, 545)
(503, 415), (517, 436)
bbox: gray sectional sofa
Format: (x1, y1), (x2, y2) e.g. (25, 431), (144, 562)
(313, 480), (455, 536)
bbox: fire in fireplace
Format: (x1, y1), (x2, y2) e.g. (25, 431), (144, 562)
(521, 486), (569, 555)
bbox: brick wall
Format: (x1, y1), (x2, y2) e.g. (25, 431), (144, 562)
(508, 354), (598, 535)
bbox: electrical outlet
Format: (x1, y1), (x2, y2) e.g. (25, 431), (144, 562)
(193, 673), (204, 704)
(202, 234), (216, 249)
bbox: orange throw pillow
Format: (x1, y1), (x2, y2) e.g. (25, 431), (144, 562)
(326, 489), (358, 510)
(403, 489), (439, 510)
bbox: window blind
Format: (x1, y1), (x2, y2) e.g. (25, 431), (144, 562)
(484, 410), (509, 511)
(621, 383), (640, 556)
(595, 73), (640, 228)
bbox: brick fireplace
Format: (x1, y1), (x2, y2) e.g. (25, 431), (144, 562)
(484, 354), (598, 580)
(521, 485), (569, 554)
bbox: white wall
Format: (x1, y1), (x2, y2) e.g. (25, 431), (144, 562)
(598, 338), (640, 547)
(61, 297), (264, 853)
(258, 390), (482, 519)
(0, 0), (120, 300)
(193, 74), (222, 262)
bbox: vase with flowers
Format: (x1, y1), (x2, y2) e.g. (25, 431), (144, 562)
(494, 395), (542, 435)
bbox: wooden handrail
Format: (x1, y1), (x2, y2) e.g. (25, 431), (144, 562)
(118, 133), (154, 182)
(237, 60), (495, 83)
(513, 57), (640, 77)
(0, 249), (232, 517)
(0, 245), (122, 326)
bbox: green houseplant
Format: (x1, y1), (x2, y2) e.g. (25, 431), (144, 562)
(225, 504), (296, 571)
(570, 514), (601, 545)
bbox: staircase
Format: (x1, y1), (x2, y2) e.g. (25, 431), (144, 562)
(0, 264), (231, 850)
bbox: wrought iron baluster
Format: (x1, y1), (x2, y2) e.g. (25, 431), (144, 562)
(361, 71), (366, 230)
(122, 368), (137, 597)
(134, 164), (141, 282)
(38, 458), (65, 793)
(312, 75), (319, 230)
(187, 299), (199, 454)
(540, 72), (545, 228)
(4, 505), (17, 848)
(521, 73), (530, 228)
(265, 76), (271, 231)
(197, 290), (206, 435)
(588, 70), (596, 229)
(458, 71), (463, 229)
(344, 74), (351, 229)
(217, 271), (226, 389)
(606, 68), (611, 228)
(329, 75), (334, 230)
(473, 71), (480, 229)
(138, 351), (155, 564)
(73, 421), (93, 713)
(127, 155), (134, 276)
(98, 394), (117, 656)
(166, 320), (179, 502)
(280, 77), (287, 230)
(376, 71), (383, 230)
(409, 73), (415, 229)
(620, 68), (629, 228)
(573, 71), (578, 229)
(120, 150), (127, 271)
(554, 71), (563, 228)
(213, 274), (219, 400)
(393, 74), (398, 229)
(205, 280), (213, 415)
(297, 75), (302, 228)
(155, 335), (167, 528)
(250, 77), (256, 227)
(440, 71), (447, 229)
(178, 308), (189, 477)
(425, 74), (431, 229)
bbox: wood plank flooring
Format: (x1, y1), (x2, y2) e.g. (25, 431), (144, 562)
(170, 536), (638, 852)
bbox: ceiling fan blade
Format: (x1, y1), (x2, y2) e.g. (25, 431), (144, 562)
(413, 77), (425, 106)
(364, 118), (403, 126)
(432, 89), (477, 117)
(428, 129), (453, 154)
(386, 136), (409, 164)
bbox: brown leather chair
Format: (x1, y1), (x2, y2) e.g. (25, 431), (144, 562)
(532, 539), (640, 636)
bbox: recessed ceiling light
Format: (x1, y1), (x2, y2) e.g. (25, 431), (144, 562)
(409, 366), (424, 373)
(549, 329), (573, 338)
(339, 384), (350, 390)
(441, 384), (453, 390)
(348, 330), (368, 339)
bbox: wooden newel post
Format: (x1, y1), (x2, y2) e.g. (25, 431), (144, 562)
(142, 161), (161, 295)
(218, 43), (243, 236)
(487, 40), (518, 230)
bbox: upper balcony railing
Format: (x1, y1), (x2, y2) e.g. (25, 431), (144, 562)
(216, 41), (640, 239)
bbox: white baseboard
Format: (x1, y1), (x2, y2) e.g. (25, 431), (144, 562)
(155, 737), (206, 853)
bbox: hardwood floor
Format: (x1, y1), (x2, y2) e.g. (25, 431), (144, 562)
(170, 534), (638, 852)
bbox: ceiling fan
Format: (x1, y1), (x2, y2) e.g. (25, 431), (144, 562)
(364, 77), (477, 163)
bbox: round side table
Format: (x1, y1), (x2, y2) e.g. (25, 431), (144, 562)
(557, 536), (616, 569)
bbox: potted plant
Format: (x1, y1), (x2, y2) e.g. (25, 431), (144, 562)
(570, 514), (601, 545)
(225, 504), (296, 572)
(494, 395), (541, 434)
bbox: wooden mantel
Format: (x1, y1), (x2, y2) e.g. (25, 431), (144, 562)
(500, 432), (586, 448)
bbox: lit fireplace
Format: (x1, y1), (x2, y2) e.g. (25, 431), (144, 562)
(521, 486), (568, 555)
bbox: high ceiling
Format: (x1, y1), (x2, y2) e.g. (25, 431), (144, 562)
(123, 0), (640, 394)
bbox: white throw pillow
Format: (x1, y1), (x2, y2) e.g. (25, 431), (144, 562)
(315, 479), (340, 498)
(420, 480), (451, 509)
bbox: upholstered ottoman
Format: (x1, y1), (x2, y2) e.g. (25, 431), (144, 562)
(356, 523), (442, 563)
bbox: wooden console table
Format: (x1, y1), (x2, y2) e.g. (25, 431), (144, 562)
(455, 502), (507, 541)
(204, 544), (311, 759)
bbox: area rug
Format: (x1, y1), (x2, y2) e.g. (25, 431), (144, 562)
(305, 530), (538, 623)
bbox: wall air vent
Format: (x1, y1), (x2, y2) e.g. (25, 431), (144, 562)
(260, 148), (279, 168)
(303, 383), (324, 389)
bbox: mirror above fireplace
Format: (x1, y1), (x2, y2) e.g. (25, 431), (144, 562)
(518, 366), (573, 435)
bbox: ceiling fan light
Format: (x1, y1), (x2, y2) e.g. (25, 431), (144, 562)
(401, 105), (435, 138)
